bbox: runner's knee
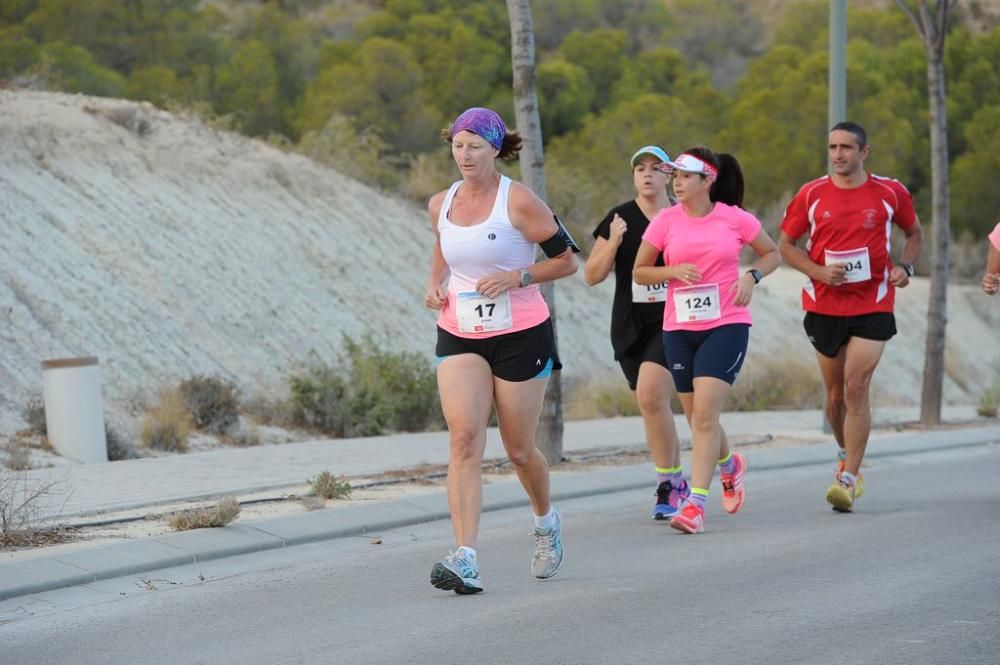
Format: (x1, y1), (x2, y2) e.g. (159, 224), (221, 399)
(449, 430), (483, 462)
(635, 383), (670, 415)
(689, 407), (719, 435)
(506, 444), (541, 469)
(843, 376), (872, 409)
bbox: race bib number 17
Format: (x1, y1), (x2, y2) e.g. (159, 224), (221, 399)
(456, 291), (513, 333)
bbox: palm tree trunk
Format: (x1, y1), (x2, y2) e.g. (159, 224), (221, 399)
(897, 0), (952, 425)
(919, 43), (950, 425)
(507, 0), (563, 463)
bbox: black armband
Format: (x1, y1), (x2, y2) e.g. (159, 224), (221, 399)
(539, 215), (581, 258)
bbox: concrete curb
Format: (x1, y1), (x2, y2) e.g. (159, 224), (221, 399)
(1, 426), (997, 602)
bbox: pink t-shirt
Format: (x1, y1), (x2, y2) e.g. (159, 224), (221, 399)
(988, 222), (1000, 251)
(642, 202), (762, 331)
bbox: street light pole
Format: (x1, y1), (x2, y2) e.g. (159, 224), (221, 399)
(823, 0), (847, 435)
(829, 0), (847, 129)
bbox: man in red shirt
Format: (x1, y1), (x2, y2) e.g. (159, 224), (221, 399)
(778, 122), (923, 512)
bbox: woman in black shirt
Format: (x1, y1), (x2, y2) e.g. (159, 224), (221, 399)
(584, 146), (686, 520)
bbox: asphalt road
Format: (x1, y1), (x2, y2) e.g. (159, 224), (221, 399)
(2, 443), (998, 665)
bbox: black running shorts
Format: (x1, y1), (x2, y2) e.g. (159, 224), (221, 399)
(803, 312), (897, 358)
(618, 328), (668, 391)
(435, 319), (562, 382)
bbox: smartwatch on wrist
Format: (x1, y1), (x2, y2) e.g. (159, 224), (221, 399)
(747, 269), (763, 284)
(900, 262), (915, 277)
(519, 269), (533, 287)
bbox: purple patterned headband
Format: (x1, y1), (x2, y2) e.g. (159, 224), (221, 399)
(449, 107), (507, 150)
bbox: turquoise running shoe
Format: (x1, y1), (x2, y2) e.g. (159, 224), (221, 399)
(430, 551), (484, 594)
(531, 509), (564, 579)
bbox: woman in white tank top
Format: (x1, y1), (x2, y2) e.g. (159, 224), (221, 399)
(424, 107), (578, 595)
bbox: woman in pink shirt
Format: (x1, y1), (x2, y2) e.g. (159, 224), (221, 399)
(424, 108), (579, 593)
(634, 147), (780, 534)
(982, 221), (1000, 295)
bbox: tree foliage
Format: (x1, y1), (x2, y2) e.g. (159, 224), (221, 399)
(0, 0), (996, 250)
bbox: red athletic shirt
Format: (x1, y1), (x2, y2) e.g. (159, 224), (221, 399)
(780, 174), (917, 316)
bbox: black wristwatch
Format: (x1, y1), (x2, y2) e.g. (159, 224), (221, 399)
(746, 269), (763, 284)
(900, 262), (915, 277)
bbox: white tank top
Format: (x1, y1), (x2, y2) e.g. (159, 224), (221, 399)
(436, 175), (549, 337)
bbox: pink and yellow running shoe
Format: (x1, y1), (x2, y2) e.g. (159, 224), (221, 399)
(720, 452), (747, 514)
(670, 502), (705, 534)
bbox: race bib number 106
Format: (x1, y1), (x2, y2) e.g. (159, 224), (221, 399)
(632, 279), (667, 303)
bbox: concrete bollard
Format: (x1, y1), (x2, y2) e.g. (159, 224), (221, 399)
(41, 356), (108, 463)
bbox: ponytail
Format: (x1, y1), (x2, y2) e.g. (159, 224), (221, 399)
(712, 153), (744, 208)
(682, 146), (745, 208)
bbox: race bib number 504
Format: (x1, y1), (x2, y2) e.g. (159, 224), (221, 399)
(456, 291), (513, 333)
(824, 247), (872, 283)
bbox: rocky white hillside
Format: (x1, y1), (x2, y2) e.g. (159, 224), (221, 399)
(0, 91), (997, 430)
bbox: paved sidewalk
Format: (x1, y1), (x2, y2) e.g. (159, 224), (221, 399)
(1, 406), (993, 602)
(15, 406), (979, 521)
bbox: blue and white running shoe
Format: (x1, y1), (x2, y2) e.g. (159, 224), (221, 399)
(531, 509), (564, 579)
(430, 551), (484, 594)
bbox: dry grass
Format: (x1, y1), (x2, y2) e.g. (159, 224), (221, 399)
(564, 376), (641, 421)
(308, 471), (352, 500)
(977, 369), (1000, 418)
(3, 438), (34, 471)
(0, 465), (71, 546)
(167, 496), (241, 531)
(727, 357), (825, 411)
(141, 389), (192, 452)
(565, 356), (823, 420)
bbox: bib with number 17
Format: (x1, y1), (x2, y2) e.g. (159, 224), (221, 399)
(456, 291), (513, 333)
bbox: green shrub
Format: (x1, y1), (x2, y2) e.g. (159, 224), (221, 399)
(977, 372), (1000, 417)
(21, 396), (46, 436)
(178, 375), (240, 434)
(308, 471), (351, 500)
(105, 418), (140, 461)
(287, 334), (442, 437)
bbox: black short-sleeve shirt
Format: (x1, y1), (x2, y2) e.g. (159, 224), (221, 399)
(592, 200), (667, 359)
